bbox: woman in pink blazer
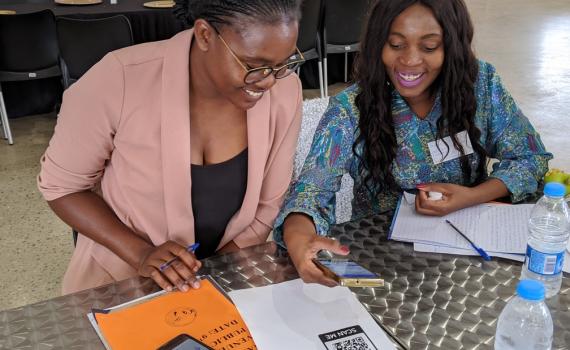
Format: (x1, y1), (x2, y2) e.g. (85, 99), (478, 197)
(38, 0), (304, 294)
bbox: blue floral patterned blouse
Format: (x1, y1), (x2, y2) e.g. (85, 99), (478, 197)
(274, 61), (552, 244)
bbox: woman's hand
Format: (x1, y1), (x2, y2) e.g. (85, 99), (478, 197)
(286, 231), (350, 287)
(137, 241), (202, 292)
(283, 214), (349, 287)
(415, 179), (510, 216)
(415, 183), (477, 216)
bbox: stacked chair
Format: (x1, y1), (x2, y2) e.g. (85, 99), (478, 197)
(321, 0), (370, 96)
(56, 15), (134, 89)
(297, 0), (325, 98)
(0, 10), (61, 145)
(0, 11), (134, 145)
(2, 1), (372, 141)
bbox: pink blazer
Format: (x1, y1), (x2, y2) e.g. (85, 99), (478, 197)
(38, 29), (302, 286)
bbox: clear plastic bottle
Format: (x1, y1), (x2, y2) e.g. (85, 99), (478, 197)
(521, 182), (570, 298)
(494, 280), (553, 350)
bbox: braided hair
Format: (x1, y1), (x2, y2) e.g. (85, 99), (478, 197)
(353, 0), (485, 194)
(173, 0), (302, 30)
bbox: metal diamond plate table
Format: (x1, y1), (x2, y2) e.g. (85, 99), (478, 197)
(1, 214), (568, 349)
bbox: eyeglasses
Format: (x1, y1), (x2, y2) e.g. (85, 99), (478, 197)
(216, 32), (305, 84)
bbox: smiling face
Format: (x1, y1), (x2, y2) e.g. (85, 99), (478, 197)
(201, 19), (299, 110)
(382, 3), (444, 106)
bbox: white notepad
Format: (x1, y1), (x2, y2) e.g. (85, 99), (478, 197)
(390, 193), (533, 255)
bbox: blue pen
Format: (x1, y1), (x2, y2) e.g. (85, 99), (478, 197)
(159, 243), (200, 272)
(445, 220), (491, 261)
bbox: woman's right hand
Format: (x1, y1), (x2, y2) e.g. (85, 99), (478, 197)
(137, 241), (202, 292)
(283, 214), (350, 287)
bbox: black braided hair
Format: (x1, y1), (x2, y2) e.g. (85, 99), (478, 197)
(353, 0), (485, 194)
(173, 0), (302, 30)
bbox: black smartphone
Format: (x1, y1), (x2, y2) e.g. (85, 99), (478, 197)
(157, 334), (213, 350)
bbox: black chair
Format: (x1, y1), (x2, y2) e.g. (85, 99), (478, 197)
(322, 0), (370, 96)
(56, 15), (134, 89)
(0, 9), (61, 145)
(296, 0), (325, 98)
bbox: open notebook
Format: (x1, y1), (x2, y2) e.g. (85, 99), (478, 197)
(390, 193), (533, 260)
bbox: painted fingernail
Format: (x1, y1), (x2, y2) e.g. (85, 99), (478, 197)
(340, 245), (350, 253)
(416, 184), (426, 188)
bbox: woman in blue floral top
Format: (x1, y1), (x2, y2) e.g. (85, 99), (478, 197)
(275, 0), (552, 286)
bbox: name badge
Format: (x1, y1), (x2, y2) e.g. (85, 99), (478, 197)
(428, 130), (474, 164)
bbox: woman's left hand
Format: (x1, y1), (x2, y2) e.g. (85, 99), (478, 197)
(415, 183), (476, 216)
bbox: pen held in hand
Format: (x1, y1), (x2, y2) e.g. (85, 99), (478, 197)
(445, 220), (491, 261)
(159, 242), (200, 272)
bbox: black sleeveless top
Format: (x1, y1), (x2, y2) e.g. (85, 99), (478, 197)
(190, 148), (248, 259)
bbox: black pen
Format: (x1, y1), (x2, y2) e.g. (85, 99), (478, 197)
(445, 219), (491, 261)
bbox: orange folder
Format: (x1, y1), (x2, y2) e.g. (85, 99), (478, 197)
(93, 278), (257, 350)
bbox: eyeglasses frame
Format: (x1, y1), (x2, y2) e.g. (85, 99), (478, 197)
(214, 29), (305, 84)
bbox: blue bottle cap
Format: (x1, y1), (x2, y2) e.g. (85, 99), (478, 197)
(544, 182), (566, 197)
(516, 280), (545, 301)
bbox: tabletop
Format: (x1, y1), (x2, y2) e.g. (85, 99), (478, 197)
(0, 213), (568, 349)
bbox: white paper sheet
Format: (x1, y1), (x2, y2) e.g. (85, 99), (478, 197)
(391, 195), (533, 254)
(414, 242), (526, 261)
(228, 279), (396, 350)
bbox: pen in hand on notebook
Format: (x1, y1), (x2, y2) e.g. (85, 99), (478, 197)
(445, 220), (491, 261)
(159, 243), (200, 272)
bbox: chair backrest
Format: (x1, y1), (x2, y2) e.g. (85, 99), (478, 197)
(297, 0), (323, 59)
(56, 15), (133, 86)
(0, 9), (59, 72)
(323, 0), (370, 47)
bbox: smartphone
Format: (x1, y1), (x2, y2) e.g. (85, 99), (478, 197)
(313, 258), (384, 288)
(157, 334), (213, 350)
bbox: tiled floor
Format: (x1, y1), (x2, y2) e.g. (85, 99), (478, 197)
(1, 0), (570, 311)
(0, 114), (72, 309)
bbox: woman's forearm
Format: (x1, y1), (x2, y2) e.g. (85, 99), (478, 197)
(471, 178), (510, 204)
(282, 212), (347, 286)
(48, 191), (153, 269)
(283, 213), (318, 248)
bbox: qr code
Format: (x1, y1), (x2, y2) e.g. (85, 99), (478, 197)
(319, 325), (377, 350)
(333, 336), (371, 350)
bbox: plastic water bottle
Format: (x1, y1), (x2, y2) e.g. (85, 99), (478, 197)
(494, 280), (553, 350)
(521, 182), (570, 298)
